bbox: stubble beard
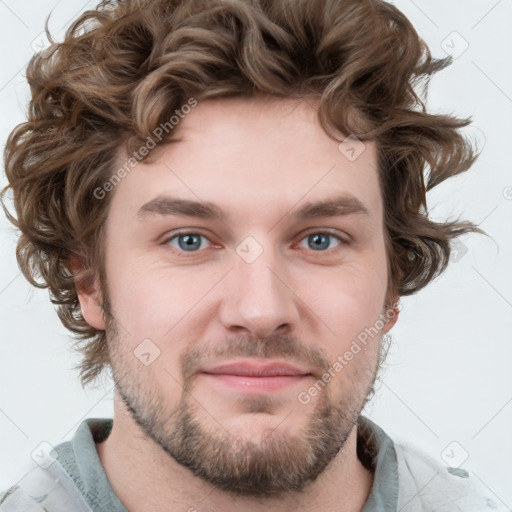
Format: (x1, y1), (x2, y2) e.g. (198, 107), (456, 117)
(104, 309), (382, 497)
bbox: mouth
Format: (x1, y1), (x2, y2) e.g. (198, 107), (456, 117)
(200, 359), (313, 393)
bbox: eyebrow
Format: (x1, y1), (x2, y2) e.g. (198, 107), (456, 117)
(292, 195), (370, 219)
(136, 194), (370, 221)
(137, 196), (227, 221)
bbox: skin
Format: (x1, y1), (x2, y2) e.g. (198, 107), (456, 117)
(78, 96), (399, 512)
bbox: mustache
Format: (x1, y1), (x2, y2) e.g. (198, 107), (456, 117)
(180, 333), (330, 383)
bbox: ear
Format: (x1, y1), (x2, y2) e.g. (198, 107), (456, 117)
(382, 296), (400, 334)
(68, 255), (106, 331)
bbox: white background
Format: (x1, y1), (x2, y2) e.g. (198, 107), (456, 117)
(0, 0), (511, 507)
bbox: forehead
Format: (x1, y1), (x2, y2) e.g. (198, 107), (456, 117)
(109, 97), (382, 224)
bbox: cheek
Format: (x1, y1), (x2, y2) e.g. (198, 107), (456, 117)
(104, 252), (167, 339)
(301, 258), (388, 346)
(105, 253), (220, 342)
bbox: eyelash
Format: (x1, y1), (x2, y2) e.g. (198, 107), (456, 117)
(161, 230), (347, 256)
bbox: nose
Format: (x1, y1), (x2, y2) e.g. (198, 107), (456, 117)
(217, 246), (300, 339)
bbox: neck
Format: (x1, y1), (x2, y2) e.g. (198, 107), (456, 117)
(96, 396), (374, 512)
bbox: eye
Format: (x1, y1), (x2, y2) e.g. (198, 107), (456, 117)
(163, 230), (345, 255)
(165, 232), (212, 252)
(297, 232), (343, 251)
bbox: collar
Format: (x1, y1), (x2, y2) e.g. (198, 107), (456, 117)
(54, 415), (398, 512)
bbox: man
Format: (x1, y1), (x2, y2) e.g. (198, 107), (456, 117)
(0, 0), (504, 510)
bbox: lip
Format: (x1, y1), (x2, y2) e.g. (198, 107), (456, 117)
(200, 359), (312, 393)
(201, 359), (310, 377)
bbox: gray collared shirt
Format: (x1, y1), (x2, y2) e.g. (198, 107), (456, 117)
(50, 415), (398, 512)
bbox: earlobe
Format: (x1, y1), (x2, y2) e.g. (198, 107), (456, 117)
(77, 285), (107, 331)
(382, 297), (400, 334)
(68, 255), (107, 331)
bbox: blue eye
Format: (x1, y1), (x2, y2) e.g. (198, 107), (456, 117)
(164, 231), (343, 255)
(167, 233), (210, 252)
(299, 232), (342, 251)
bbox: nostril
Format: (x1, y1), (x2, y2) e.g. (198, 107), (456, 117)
(276, 323), (291, 333)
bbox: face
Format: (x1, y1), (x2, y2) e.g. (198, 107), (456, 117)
(80, 96), (398, 497)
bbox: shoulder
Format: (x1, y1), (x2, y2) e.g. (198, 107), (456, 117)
(0, 456), (93, 512)
(0, 486), (15, 504)
(394, 442), (506, 511)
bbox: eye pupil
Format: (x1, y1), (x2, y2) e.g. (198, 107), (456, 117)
(179, 234), (201, 251)
(308, 233), (330, 251)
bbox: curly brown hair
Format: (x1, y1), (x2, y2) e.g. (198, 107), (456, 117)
(1, 0), (481, 387)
